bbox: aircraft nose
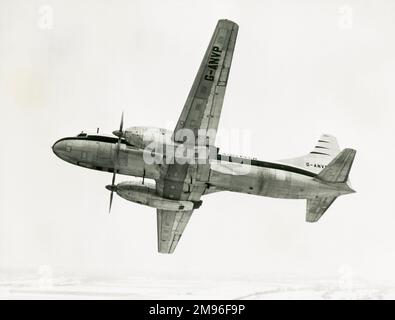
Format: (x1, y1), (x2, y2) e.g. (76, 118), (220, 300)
(52, 140), (67, 157)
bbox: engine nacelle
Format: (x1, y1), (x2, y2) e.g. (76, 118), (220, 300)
(113, 181), (194, 211)
(124, 127), (173, 149)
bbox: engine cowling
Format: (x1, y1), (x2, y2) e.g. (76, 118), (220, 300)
(110, 181), (194, 211)
(123, 127), (173, 149)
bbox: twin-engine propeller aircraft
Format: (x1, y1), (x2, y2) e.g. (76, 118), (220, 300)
(52, 19), (356, 254)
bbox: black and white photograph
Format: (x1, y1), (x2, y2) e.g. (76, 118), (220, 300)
(1, 0), (395, 305)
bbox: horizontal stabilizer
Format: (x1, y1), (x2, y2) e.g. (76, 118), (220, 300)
(306, 196), (337, 222)
(317, 148), (356, 183)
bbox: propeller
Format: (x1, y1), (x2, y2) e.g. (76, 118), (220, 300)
(106, 173), (117, 213)
(112, 111), (124, 139)
(106, 112), (124, 214)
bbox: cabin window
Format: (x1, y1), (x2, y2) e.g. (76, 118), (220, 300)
(81, 151), (87, 159)
(66, 146), (72, 152)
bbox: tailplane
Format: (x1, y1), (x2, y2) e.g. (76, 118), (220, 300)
(317, 148), (356, 183)
(278, 134), (356, 222)
(306, 196), (337, 222)
(306, 148), (356, 222)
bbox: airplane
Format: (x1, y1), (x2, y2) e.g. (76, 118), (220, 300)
(52, 19), (356, 254)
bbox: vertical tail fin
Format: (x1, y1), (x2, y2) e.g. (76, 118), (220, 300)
(317, 148), (356, 183)
(311, 134), (340, 158)
(279, 134), (341, 174)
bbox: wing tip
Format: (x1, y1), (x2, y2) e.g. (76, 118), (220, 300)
(158, 245), (174, 254)
(218, 19), (239, 28)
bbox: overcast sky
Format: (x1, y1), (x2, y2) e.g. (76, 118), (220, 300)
(1, 0), (395, 282)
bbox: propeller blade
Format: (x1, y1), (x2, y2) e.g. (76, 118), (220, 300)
(111, 170), (116, 186)
(119, 111), (124, 133)
(108, 112), (123, 213)
(108, 171), (117, 214)
(113, 112), (124, 160)
(112, 112), (124, 138)
(109, 190), (114, 213)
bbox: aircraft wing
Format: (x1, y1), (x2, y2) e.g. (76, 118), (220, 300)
(155, 20), (238, 254)
(172, 19), (238, 146)
(157, 209), (193, 254)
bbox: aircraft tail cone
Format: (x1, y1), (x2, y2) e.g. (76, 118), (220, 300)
(342, 182), (356, 195)
(347, 186), (356, 194)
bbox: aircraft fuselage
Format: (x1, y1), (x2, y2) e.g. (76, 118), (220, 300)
(53, 134), (351, 201)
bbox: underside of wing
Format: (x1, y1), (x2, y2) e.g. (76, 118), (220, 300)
(155, 20), (238, 253)
(157, 209), (193, 254)
(173, 19), (238, 145)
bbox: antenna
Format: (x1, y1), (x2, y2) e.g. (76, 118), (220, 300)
(97, 127), (99, 134)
